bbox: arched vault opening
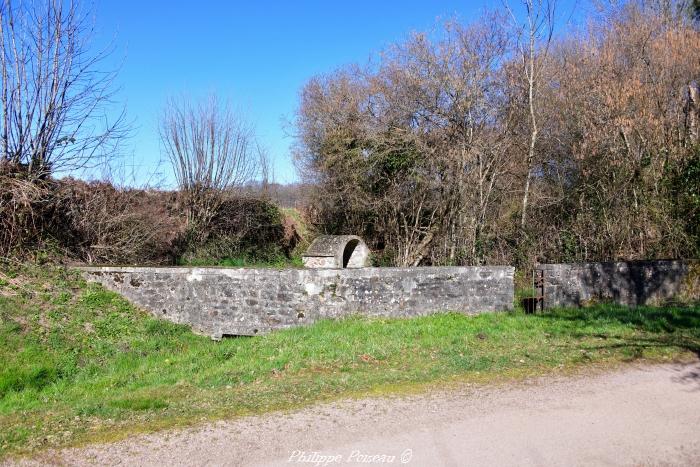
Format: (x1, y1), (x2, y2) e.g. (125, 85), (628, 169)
(302, 235), (370, 269)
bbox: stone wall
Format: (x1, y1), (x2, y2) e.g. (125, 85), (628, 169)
(536, 260), (700, 308)
(81, 266), (515, 338)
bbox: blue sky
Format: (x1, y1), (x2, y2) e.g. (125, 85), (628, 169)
(93, 0), (584, 186)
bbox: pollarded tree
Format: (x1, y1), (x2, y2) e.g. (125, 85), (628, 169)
(159, 95), (258, 241)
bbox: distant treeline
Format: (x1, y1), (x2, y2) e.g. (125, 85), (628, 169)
(241, 182), (312, 209)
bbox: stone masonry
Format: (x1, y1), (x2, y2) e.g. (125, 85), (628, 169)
(536, 260), (699, 308)
(302, 235), (370, 269)
(81, 265), (515, 338)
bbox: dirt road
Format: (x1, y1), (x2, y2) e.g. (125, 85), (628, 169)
(14, 362), (700, 466)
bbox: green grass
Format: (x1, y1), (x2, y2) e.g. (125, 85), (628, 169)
(178, 254), (304, 268)
(0, 264), (698, 459)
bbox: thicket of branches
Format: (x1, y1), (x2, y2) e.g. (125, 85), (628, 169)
(0, 0), (127, 180)
(0, 1), (293, 265)
(294, 0), (700, 267)
(0, 173), (294, 265)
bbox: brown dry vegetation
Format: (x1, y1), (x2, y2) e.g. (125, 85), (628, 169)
(0, 168), (297, 265)
(2, 0), (699, 269)
(294, 1), (700, 268)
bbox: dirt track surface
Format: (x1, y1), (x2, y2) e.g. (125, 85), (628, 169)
(9, 361), (700, 467)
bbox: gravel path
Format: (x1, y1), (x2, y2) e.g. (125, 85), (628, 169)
(10, 361), (700, 467)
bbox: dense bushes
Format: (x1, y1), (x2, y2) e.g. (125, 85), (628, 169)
(177, 195), (296, 265)
(0, 166), (296, 265)
(294, 2), (700, 268)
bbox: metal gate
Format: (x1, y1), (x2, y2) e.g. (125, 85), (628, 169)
(532, 268), (545, 312)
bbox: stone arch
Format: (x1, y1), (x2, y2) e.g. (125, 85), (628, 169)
(302, 235), (370, 269)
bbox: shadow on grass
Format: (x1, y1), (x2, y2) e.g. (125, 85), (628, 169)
(540, 303), (700, 388)
(546, 303), (699, 333)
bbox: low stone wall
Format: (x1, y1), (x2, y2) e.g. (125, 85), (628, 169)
(536, 260), (699, 308)
(81, 266), (515, 338)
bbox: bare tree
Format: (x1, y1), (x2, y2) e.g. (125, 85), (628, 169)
(160, 95), (258, 238)
(0, 0), (127, 179)
(505, 0), (556, 229)
(257, 143), (273, 197)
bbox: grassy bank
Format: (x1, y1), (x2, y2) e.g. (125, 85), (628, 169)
(0, 264), (698, 459)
